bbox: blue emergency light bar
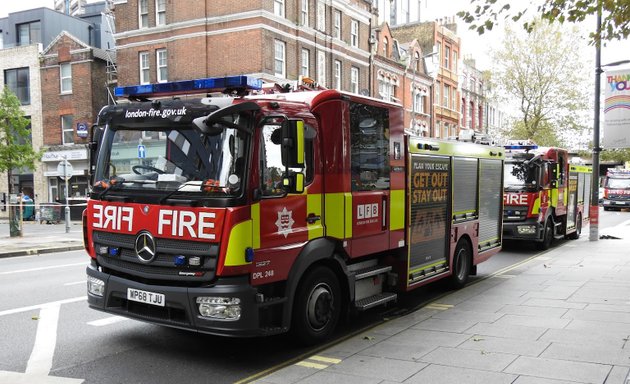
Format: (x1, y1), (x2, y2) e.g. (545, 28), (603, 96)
(504, 144), (538, 150)
(114, 75), (263, 98)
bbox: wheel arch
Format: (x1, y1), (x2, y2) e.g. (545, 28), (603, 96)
(281, 237), (350, 329)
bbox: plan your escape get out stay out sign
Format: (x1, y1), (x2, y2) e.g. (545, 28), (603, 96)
(604, 69), (630, 149)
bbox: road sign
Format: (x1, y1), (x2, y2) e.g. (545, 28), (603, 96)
(138, 145), (146, 158)
(57, 161), (73, 181)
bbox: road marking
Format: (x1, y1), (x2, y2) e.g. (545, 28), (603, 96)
(63, 281), (85, 286)
(88, 316), (128, 327)
(0, 262), (85, 276)
(0, 303), (84, 383)
(0, 296), (86, 318)
(25, 304), (60, 375)
(295, 355), (342, 370)
(309, 355), (341, 364)
(426, 302), (453, 310)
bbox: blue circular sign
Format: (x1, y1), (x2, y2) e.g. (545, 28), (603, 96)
(76, 122), (88, 138)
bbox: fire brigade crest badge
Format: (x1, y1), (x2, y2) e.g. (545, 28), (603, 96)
(275, 207), (294, 238)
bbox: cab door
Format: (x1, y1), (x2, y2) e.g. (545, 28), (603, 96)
(252, 117), (322, 285)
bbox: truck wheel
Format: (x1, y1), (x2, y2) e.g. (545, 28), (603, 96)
(604, 206), (611, 211)
(291, 266), (341, 345)
(450, 240), (471, 289)
(537, 219), (554, 250)
(567, 214), (582, 240)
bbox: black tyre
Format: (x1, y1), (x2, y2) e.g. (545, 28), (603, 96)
(567, 214), (582, 240)
(537, 219), (554, 250)
(604, 206), (611, 211)
(291, 266), (341, 345)
(449, 240), (471, 289)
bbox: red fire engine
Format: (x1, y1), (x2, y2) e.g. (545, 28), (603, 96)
(602, 169), (630, 210)
(84, 76), (504, 344)
(502, 143), (592, 249)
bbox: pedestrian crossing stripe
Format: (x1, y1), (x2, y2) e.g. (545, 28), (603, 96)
(295, 355), (342, 369)
(425, 303), (453, 310)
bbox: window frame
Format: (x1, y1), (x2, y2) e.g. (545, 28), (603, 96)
(350, 20), (359, 47)
(333, 10), (341, 39)
(274, 40), (286, 78)
(317, 50), (326, 87)
(4, 67), (30, 105)
(16, 21), (41, 46)
(60, 63), (72, 94)
(61, 114), (74, 145)
(156, 0), (166, 26)
(334, 60), (341, 90)
(317, 1), (326, 31)
(274, 0), (285, 18)
(300, 0), (309, 26)
(350, 67), (359, 94)
(139, 51), (150, 84)
(301, 48), (310, 78)
(139, 0), (149, 28)
(156, 49), (168, 83)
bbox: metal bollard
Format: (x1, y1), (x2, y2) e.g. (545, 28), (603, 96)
(65, 205), (71, 233)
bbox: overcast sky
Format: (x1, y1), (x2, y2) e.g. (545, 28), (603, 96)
(2, 0), (627, 68)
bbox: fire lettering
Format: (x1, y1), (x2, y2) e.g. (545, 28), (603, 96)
(92, 204), (134, 232)
(504, 193), (528, 206)
(158, 210), (216, 239)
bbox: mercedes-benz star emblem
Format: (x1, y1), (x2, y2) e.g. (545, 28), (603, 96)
(135, 231), (156, 263)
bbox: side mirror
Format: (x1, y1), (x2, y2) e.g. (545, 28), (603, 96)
(281, 119), (305, 168)
(282, 172), (304, 194)
(88, 124), (102, 185)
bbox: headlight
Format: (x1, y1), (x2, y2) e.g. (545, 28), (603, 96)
(517, 225), (537, 235)
(87, 275), (105, 297)
(196, 297), (241, 320)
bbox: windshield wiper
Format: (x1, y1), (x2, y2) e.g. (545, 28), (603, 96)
(96, 177), (126, 199)
(158, 181), (200, 204)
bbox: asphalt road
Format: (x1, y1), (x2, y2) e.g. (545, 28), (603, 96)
(0, 209), (627, 384)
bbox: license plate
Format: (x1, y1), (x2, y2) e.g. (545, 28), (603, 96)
(127, 288), (165, 307)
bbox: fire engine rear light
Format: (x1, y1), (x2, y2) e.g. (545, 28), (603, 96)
(517, 225), (537, 235)
(114, 75), (262, 98)
(196, 297), (241, 320)
(87, 275), (105, 297)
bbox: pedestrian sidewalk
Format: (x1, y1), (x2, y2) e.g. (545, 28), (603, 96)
(256, 221), (630, 384)
(0, 220), (84, 258)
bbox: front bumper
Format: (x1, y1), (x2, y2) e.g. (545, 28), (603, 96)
(86, 262), (285, 337)
(603, 199), (630, 208)
(502, 220), (542, 241)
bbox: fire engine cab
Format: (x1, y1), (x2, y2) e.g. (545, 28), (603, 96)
(603, 169), (630, 210)
(502, 142), (591, 249)
(84, 76), (504, 344)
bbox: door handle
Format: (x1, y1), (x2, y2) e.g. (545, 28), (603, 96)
(306, 213), (321, 224)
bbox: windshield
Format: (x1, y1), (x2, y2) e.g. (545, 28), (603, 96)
(606, 177), (630, 189)
(504, 161), (539, 190)
(94, 123), (248, 198)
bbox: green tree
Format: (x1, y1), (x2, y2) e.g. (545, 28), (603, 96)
(491, 20), (590, 147)
(458, 0), (630, 43)
(0, 86), (43, 237)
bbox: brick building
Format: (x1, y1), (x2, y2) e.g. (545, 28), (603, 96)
(460, 57), (485, 134)
(39, 31), (110, 207)
(392, 20), (461, 139)
(112, 0), (372, 93)
(371, 22), (432, 136)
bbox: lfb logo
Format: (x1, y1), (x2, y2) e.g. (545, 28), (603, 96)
(357, 203), (379, 219)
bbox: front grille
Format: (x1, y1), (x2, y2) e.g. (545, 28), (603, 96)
(93, 230), (218, 282)
(503, 206), (529, 222)
(106, 294), (189, 325)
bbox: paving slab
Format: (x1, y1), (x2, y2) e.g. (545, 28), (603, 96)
(504, 356), (612, 383)
(324, 355), (425, 382)
(458, 335), (550, 357)
(418, 346), (518, 371)
(404, 364), (517, 384)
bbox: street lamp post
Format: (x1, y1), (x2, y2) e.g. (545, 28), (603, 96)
(63, 155), (71, 233)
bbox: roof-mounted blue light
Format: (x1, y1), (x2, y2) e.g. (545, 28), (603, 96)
(504, 144), (539, 150)
(114, 76), (262, 98)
